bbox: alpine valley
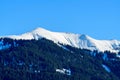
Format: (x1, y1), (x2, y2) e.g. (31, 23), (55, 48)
(0, 27), (120, 80)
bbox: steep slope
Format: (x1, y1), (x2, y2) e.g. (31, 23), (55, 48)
(1, 27), (120, 52)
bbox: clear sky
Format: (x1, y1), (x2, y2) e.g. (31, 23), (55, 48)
(1, 0), (120, 40)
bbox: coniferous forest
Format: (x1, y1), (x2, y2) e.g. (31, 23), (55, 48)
(0, 38), (120, 80)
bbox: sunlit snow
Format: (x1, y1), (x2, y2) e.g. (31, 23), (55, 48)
(1, 27), (120, 53)
(56, 68), (71, 75)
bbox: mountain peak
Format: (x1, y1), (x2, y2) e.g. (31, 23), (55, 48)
(34, 27), (48, 31)
(1, 27), (120, 52)
(32, 27), (51, 33)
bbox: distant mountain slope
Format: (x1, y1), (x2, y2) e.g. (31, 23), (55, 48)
(1, 27), (120, 52)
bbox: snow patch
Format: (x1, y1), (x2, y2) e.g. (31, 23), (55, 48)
(103, 53), (108, 61)
(59, 45), (70, 52)
(56, 68), (71, 75)
(102, 64), (111, 73)
(116, 54), (120, 58)
(0, 41), (3, 50)
(0, 41), (11, 50)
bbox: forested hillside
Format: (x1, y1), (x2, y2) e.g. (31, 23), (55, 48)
(0, 38), (119, 80)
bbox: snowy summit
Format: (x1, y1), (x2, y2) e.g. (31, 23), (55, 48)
(1, 27), (120, 52)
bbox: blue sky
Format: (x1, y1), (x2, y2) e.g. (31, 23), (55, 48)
(1, 0), (120, 40)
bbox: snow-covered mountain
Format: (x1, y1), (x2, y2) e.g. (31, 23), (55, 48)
(1, 27), (120, 52)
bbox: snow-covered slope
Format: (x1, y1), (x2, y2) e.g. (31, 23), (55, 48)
(1, 27), (120, 52)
